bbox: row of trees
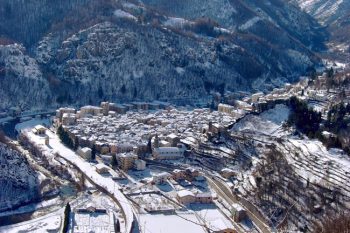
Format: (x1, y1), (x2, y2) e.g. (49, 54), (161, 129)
(323, 103), (350, 155)
(287, 96), (322, 138)
(57, 125), (78, 150)
(287, 97), (350, 156)
(325, 103), (350, 132)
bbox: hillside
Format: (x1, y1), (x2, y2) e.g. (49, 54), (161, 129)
(291, 0), (350, 61)
(0, 0), (327, 110)
(0, 142), (40, 212)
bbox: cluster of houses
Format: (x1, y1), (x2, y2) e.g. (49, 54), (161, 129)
(54, 102), (236, 172)
(217, 73), (350, 119)
(176, 189), (213, 205)
(218, 81), (308, 116)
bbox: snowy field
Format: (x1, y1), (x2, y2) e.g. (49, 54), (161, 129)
(0, 211), (62, 233)
(139, 212), (206, 233)
(15, 118), (51, 133)
(189, 204), (234, 232)
(232, 104), (290, 136)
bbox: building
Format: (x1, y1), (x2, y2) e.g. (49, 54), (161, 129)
(78, 147), (92, 160)
(80, 106), (103, 117)
(166, 133), (180, 147)
(111, 143), (134, 154)
(56, 107), (76, 121)
(152, 172), (170, 184)
(131, 102), (149, 111)
(100, 102), (110, 116)
(231, 203), (246, 222)
(134, 159), (146, 171)
(32, 125), (46, 135)
(96, 143), (110, 155)
(172, 169), (186, 180)
(152, 144), (186, 160)
(95, 164), (110, 174)
(116, 153), (137, 171)
(73, 203), (116, 233)
(235, 100), (253, 111)
(177, 190), (196, 205)
(62, 113), (77, 125)
(109, 103), (127, 114)
(251, 92), (264, 103)
(218, 104), (234, 114)
(196, 193), (213, 204)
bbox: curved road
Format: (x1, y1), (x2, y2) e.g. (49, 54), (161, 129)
(24, 130), (135, 233)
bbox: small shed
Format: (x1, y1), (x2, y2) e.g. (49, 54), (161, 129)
(95, 164), (110, 174)
(32, 125), (46, 135)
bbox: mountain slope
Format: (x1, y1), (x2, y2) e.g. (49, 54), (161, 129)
(141, 0), (327, 50)
(291, 0), (350, 61)
(0, 0), (326, 110)
(292, 0), (350, 25)
(0, 142), (40, 212)
(0, 0), (92, 47)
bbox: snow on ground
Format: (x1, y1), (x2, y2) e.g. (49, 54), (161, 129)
(114, 9), (137, 21)
(23, 129), (134, 233)
(0, 197), (61, 218)
(15, 118), (51, 133)
(297, 0), (344, 24)
(164, 17), (190, 28)
(232, 104), (290, 136)
(239, 16), (261, 30)
(282, 137), (350, 187)
(288, 138), (350, 170)
(0, 210), (62, 233)
(139, 212), (206, 233)
(190, 204), (234, 232)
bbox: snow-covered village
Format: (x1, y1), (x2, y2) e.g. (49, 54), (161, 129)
(0, 68), (349, 233)
(2, 1), (350, 232)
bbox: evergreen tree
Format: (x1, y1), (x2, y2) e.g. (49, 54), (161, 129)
(147, 137), (152, 153)
(57, 125), (75, 149)
(62, 202), (71, 233)
(327, 67), (334, 78)
(111, 154), (118, 168)
(115, 219), (121, 233)
(73, 137), (79, 150)
(288, 96), (322, 137)
(91, 145), (96, 161)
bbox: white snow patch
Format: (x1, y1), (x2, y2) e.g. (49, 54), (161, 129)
(233, 104), (290, 136)
(239, 16), (261, 30)
(0, 212), (62, 233)
(139, 212), (206, 233)
(114, 9), (137, 21)
(15, 118), (51, 133)
(164, 17), (190, 28)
